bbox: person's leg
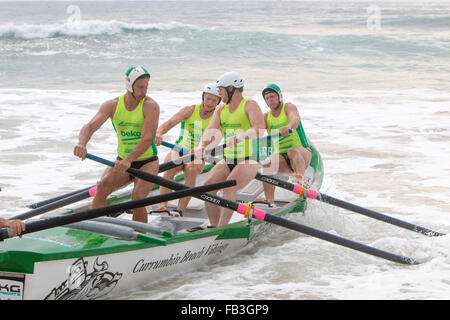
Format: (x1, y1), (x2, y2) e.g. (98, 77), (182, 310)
(131, 159), (160, 225)
(156, 150), (183, 210)
(203, 160), (231, 226)
(287, 146), (312, 181)
(177, 161), (205, 213)
(91, 166), (131, 209)
(218, 159), (259, 226)
(261, 154), (290, 204)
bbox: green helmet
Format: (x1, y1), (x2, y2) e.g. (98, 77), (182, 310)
(262, 83), (283, 105)
(125, 66), (150, 93)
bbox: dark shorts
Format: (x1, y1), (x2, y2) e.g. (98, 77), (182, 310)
(280, 147), (311, 173)
(116, 156), (158, 180)
(280, 153), (295, 172)
(224, 157), (256, 172)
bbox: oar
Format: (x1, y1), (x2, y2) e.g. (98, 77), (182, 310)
(208, 130), (293, 157)
(27, 185), (95, 209)
(12, 154), (198, 222)
(161, 130), (293, 160)
(0, 180), (236, 241)
(9, 186), (97, 221)
(255, 173), (445, 237)
(85, 153), (420, 265)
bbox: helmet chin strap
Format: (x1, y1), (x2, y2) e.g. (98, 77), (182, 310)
(225, 87), (236, 104)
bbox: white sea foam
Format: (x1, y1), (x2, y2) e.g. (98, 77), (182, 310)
(0, 20), (198, 39)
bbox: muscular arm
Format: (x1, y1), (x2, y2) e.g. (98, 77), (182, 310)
(281, 103), (300, 136)
(242, 99), (265, 139)
(155, 105), (195, 145)
(73, 99), (116, 160)
(199, 104), (224, 149)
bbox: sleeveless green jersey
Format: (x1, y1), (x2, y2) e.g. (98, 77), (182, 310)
(176, 104), (213, 150)
(220, 98), (258, 159)
(266, 103), (309, 154)
(112, 95), (157, 159)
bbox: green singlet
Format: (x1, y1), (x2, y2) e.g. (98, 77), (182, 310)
(220, 98), (258, 159)
(176, 104), (213, 150)
(112, 94), (157, 159)
(266, 103), (309, 154)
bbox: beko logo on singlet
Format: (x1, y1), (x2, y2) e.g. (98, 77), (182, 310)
(120, 130), (141, 138)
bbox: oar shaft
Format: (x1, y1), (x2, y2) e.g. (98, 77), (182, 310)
(262, 213), (419, 265)
(0, 180), (236, 241)
(15, 154), (196, 221)
(27, 185), (94, 209)
(315, 193), (445, 237)
(85, 154), (420, 265)
(9, 187), (97, 221)
(255, 173), (445, 237)
(86, 153), (241, 212)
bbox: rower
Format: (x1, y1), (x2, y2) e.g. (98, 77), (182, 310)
(154, 83), (221, 215)
(196, 72), (265, 226)
(260, 83), (312, 204)
(73, 66), (159, 225)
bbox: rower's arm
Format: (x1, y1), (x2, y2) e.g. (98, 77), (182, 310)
(155, 105), (195, 141)
(283, 103), (301, 130)
(242, 99), (265, 139)
(199, 105), (224, 149)
(74, 99), (115, 160)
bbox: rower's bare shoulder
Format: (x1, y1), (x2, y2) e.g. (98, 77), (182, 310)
(99, 97), (119, 115)
(143, 96), (160, 111)
(244, 98), (262, 110)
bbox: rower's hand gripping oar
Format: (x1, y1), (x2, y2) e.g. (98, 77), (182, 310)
(0, 180), (236, 241)
(85, 153), (420, 265)
(255, 173), (445, 237)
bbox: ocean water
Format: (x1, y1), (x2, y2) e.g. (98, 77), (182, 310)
(0, 0), (449, 301)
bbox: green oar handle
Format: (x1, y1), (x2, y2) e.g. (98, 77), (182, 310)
(0, 180), (236, 241)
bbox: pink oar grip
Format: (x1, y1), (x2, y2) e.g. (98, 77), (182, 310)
(237, 203), (248, 215)
(292, 184), (302, 194)
(306, 189), (318, 199)
(252, 208), (266, 221)
(89, 186), (97, 197)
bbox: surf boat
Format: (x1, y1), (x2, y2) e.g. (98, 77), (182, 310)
(0, 146), (324, 300)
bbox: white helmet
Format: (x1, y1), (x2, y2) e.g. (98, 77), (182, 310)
(202, 82), (221, 104)
(203, 82), (220, 97)
(216, 72), (244, 89)
(125, 66), (150, 93)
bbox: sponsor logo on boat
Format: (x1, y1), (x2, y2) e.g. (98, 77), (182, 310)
(0, 282), (22, 299)
(133, 242), (230, 273)
(45, 257), (122, 300)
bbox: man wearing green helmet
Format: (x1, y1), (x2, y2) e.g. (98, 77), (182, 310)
(73, 66), (160, 227)
(261, 83), (312, 204)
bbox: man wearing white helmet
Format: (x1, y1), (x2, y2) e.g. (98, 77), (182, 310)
(196, 72), (265, 227)
(74, 66), (160, 226)
(154, 83), (221, 214)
